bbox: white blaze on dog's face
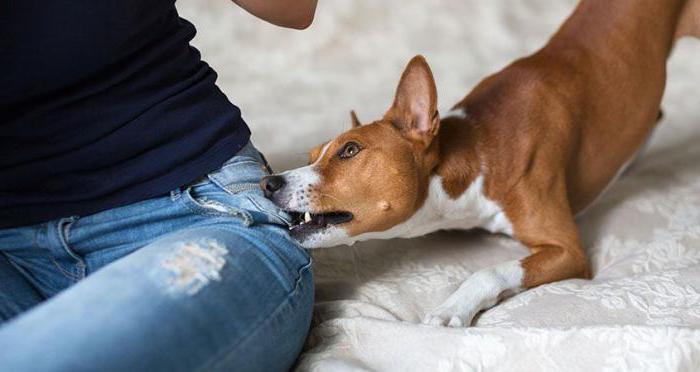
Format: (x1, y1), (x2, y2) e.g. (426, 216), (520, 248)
(262, 56), (441, 248)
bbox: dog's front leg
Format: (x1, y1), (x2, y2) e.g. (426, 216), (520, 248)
(423, 260), (525, 327)
(424, 181), (590, 327)
(423, 236), (588, 327)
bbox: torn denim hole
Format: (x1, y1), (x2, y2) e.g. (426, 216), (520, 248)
(161, 239), (228, 295)
(197, 197), (230, 213)
(196, 197), (253, 225)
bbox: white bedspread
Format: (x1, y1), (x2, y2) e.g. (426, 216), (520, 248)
(180, 0), (700, 370)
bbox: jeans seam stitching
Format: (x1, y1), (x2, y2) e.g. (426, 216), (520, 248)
(198, 259), (313, 372)
(47, 254), (81, 280)
(35, 222), (80, 281)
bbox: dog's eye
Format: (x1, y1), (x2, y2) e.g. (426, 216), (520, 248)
(338, 142), (362, 159)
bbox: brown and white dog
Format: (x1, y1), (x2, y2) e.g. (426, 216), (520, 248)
(261, 0), (700, 327)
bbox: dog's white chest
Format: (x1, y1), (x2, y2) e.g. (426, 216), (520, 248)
(351, 174), (513, 242)
(406, 175), (513, 236)
(431, 175), (513, 235)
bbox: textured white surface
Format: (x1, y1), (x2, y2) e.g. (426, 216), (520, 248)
(179, 1), (700, 370)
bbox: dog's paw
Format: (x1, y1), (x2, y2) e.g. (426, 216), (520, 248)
(422, 265), (522, 328)
(422, 305), (476, 328)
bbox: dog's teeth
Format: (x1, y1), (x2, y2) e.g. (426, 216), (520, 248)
(304, 212), (312, 223)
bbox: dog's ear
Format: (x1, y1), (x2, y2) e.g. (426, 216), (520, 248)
(350, 110), (362, 128)
(384, 55), (439, 148)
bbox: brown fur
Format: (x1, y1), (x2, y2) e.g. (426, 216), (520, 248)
(445, 0), (698, 287)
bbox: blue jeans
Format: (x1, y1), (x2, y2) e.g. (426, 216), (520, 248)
(0, 142), (314, 372)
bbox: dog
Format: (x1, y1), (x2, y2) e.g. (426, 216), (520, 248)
(261, 0), (700, 327)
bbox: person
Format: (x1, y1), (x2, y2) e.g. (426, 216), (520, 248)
(0, 1), (318, 370)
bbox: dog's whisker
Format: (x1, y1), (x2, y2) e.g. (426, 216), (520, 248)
(317, 192), (341, 203)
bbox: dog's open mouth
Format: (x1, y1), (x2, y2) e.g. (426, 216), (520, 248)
(287, 211), (353, 233)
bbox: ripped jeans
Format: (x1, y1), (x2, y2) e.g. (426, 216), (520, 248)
(0, 142), (313, 372)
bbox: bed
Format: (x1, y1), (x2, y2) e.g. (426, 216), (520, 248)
(180, 0), (700, 370)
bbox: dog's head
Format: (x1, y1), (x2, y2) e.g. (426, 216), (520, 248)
(261, 56), (442, 248)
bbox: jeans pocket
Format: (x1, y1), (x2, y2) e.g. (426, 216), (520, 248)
(178, 178), (292, 228)
(242, 191), (292, 227)
(178, 186), (254, 225)
(187, 141), (292, 227)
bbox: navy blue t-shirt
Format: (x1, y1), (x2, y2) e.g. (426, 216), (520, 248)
(0, 0), (251, 228)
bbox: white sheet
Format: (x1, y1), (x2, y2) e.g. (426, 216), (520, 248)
(179, 0), (700, 370)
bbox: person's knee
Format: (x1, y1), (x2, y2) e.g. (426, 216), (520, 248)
(145, 225), (314, 370)
(207, 261), (314, 372)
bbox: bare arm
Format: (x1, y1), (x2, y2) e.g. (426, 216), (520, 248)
(231, 0), (318, 29)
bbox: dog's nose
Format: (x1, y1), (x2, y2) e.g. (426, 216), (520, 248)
(260, 175), (286, 198)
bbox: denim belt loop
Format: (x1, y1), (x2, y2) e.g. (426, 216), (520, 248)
(55, 216), (86, 280)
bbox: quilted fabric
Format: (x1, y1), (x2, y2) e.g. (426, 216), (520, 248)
(179, 0), (700, 370)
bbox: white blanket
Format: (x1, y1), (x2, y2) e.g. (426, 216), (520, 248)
(180, 0), (700, 370)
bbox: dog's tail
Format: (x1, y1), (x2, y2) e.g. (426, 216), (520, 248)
(676, 0), (700, 40)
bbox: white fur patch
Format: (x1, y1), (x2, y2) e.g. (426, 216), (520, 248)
(443, 107), (468, 119)
(315, 142), (333, 165)
(326, 174), (513, 247)
(298, 225), (351, 249)
(274, 142), (332, 211)
(423, 260), (524, 327)
(277, 165), (320, 211)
